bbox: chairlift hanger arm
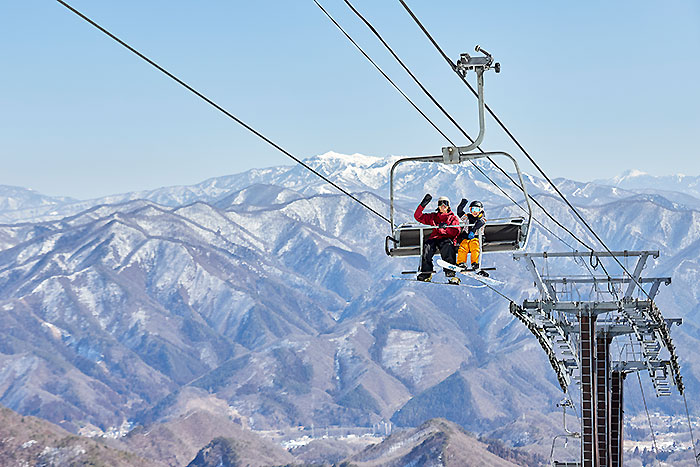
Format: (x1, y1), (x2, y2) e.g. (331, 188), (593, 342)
(452, 46), (499, 153)
(386, 46), (531, 254)
(456, 46), (500, 76)
(543, 277), (671, 286)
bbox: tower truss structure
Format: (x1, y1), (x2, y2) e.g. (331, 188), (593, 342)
(512, 251), (683, 466)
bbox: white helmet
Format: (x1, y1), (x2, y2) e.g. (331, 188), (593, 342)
(437, 196), (450, 206)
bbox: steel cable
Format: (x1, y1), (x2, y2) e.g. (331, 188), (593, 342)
(397, 0), (657, 303)
(637, 370), (659, 454)
(313, 1), (454, 145)
(318, 2), (579, 252)
(318, 0), (537, 229)
(683, 391), (700, 465)
(397, 1), (699, 455)
(390, 0), (599, 253)
(59, 5), (692, 450)
(56, 0), (391, 225)
(341, 0), (597, 254)
(57, 0), (527, 309)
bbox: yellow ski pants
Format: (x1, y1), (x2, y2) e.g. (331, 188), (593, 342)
(457, 238), (480, 265)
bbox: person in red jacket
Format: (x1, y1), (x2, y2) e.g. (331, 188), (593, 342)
(414, 193), (461, 283)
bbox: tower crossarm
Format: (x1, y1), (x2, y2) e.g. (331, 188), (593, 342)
(542, 276), (670, 285)
(514, 251), (668, 302)
(521, 299), (684, 396)
(513, 250), (683, 466)
(514, 250), (660, 259)
(524, 299), (627, 313)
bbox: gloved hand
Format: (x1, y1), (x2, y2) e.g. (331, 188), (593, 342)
(467, 232), (475, 240)
(438, 223), (446, 229)
(420, 193), (432, 207)
(458, 198), (468, 210)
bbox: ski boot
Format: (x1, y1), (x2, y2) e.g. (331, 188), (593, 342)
(417, 272), (433, 282)
(445, 270), (460, 285)
(472, 263), (489, 277)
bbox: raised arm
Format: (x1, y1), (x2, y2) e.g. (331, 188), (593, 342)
(414, 194), (435, 224)
(457, 198), (468, 218)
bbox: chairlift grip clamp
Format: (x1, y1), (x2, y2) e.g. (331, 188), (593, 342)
(441, 146), (460, 164)
(456, 45), (500, 77)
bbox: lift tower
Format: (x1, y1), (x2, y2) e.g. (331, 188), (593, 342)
(512, 251), (684, 466)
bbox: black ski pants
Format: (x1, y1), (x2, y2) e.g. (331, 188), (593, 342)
(420, 238), (456, 276)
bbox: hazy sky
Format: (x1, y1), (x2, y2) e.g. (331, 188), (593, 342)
(1, 1), (698, 199)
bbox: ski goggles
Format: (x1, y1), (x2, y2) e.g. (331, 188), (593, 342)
(469, 206), (481, 213)
(438, 200), (450, 206)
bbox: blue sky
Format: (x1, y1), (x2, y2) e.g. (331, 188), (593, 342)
(1, 1), (698, 199)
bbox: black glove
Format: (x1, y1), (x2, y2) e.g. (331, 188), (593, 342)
(457, 198), (468, 217)
(420, 193), (432, 207)
(438, 223), (446, 229)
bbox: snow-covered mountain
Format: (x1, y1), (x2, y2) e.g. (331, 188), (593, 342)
(601, 169), (700, 195)
(5, 152), (700, 223)
(0, 185), (75, 216)
(596, 169), (700, 208)
(0, 152), (387, 223)
(0, 152), (699, 458)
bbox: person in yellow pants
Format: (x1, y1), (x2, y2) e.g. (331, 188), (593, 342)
(456, 199), (486, 274)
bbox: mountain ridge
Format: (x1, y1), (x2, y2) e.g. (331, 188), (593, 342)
(3, 151), (700, 223)
(1, 152), (698, 462)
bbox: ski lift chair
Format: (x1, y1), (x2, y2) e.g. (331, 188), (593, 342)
(384, 46), (532, 271)
(383, 150), (532, 268)
(385, 216), (529, 257)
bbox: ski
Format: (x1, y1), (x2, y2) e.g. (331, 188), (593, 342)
(436, 260), (504, 286)
(391, 275), (485, 288)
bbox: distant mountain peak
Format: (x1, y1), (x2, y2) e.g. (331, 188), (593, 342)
(314, 151), (381, 166)
(612, 168), (691, 183)
(617, 169), (648, 180)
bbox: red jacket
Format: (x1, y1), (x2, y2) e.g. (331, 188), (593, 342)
(414, 205), (460, 243)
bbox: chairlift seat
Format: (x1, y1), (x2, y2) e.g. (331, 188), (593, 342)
(385, 217), (527, 257)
